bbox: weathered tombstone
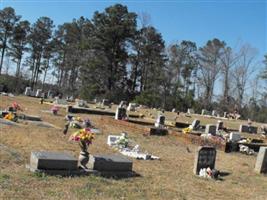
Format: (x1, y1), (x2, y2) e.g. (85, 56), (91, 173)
(191, 119), (200, 130)
(201, 109), (206, 115)
(205, 124), (217, 135)
(155, 115), (165, 128)
(115, 107), (127, 120)
(172, 108), (176, 112)
(223, 112), (227, 118)
(254, 147), (267, 174)
(193, 146), (216, 175)
(30, 151), (78, 171)
(89, 154), (132, 172)
(24, 87), (32, 96)
(229, 132), (241, 142)
(239, 124), (258, 134)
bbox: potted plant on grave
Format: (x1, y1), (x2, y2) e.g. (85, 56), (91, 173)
(69, 128), (95, 170)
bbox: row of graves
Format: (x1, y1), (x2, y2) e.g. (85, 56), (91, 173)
(23, 96), (267, 179)
(0, 101), (59, 128)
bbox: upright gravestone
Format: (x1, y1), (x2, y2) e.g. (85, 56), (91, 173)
(201, 109), (206, 115)
(205, 124), (217, 135)
(24, 87), (32, 96)
(194, 146), (216, 175)
(216, 120), (224, 132)
(239, 124), (258, 134)
(127, 103), (136, 111)
(119, 101), (127, 108)
(155, 115), (165, 128)
(187, 109), (194, 114)
(101, 99), (110, 107)
(191, 119), (200, 130)
(254, 147), (267, 174)
(223, 112), (227, 118)
(115, 107), (127, 120)
(35, 89), (42, 97)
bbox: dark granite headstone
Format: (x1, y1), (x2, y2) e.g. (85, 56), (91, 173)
(239, 124), (258, 134)
(205, 124), (217, 135)
(193, 146), (216, 175)
(30, 151), (78, 170)
(89, 154), (132, 171)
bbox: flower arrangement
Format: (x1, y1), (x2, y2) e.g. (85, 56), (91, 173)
(182, 127), (192, 134)
(4, 112), (17, 122)
(69, 128), (95, 145)
(51, 105), (59, 115)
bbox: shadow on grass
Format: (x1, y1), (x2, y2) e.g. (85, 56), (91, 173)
(97, 170), (142, 180)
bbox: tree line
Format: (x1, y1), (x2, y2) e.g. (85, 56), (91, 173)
(0, 4), (266, 122)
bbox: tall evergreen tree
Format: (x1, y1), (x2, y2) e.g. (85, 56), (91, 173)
(8, 20), (30, 77)
(0, 7), (21, 74)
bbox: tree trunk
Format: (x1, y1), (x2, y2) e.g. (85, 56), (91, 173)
(0, 33), (7, 75)
(42, 59), (49, 90)
(15, 58), (22, 77)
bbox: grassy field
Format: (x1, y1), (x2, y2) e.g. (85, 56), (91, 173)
(0, 95), (266, 200)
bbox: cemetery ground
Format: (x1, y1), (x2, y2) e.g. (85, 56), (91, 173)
(0, 96), (267, 200)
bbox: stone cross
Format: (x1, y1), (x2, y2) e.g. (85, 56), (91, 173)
(254, 147), (267, 174)
(193, 146), (216, 175)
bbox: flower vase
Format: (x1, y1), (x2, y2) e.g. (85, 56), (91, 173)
(79, 150), (89, 170)
(78, 141), (89, 169)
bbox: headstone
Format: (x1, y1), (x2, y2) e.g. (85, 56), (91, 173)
(88, 154), (132, 171)
(155, 115), (165, 128)
(187, 108), (194, 114)
(30, 151), (78, 170)
(101, 99), (110, 107)
(223, 112), (227, 118)
(119, 101), (127, 108)
(193, 146), (216, 175)
(211, 110), (217, 116)
(205, 124), (217, 135)
(24, 87), (32, 96)
(127, 103), (137, 112)
(216, 120), (224, 132)
(229, 132), (241, 142)
(115, 107), (127, 120)
(201, 109), (206, 115)
(76, 99), (87, 107)
(35, 89), (42, 97)
(254, 147), (267, 174)
(191, 119), (200, 130)
(239, 124), (258, 134)
(47, 90), (53, 98)
(107, 135), (121, 146)
(54, 98), (67, 105)
(172, 108), (176, 112)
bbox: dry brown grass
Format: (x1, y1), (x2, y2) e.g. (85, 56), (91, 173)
(0, 95), (266, 200)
